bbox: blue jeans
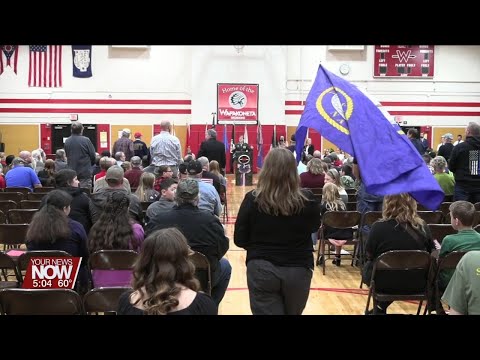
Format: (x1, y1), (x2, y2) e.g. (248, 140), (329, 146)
(454, 184), (480, 203)
(211, 258), (232, 306)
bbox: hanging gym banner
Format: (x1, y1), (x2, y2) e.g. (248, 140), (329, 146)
(217, 83), (259, 125)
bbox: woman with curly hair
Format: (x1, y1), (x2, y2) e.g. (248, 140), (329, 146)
(363, 193), (434, 314)
(117, 227), (217, 315)
(88, 191), (145, 287)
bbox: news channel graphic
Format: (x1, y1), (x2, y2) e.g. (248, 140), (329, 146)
(22, 257), (82, 289)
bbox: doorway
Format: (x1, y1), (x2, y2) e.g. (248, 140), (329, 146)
(51, 124), (98, 153)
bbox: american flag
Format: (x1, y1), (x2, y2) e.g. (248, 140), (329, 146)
(29, 45), (63, 87)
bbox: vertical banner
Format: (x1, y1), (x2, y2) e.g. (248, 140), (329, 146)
(0, 45), (18, 76)
(72, 45), (92, 78)
(217, 83), (259, 125)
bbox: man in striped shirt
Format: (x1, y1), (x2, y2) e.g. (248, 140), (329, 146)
(150, 120), (182, 178)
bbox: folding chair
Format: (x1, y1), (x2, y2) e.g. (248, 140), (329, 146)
(0, 288), (84, 315)
(432, 251), (467, 314)
(417, 211), (444, 225)
(316, 211), (361, 275)
(358, 211), (383, 288)
(19, 200), (42, 210)
(0, 224), (29, 251)
(17, 250), (72, 282)
(83, 286), (132, 314)
(365, 250), (432, 315)
(7, 209), (37, 224)
(0, 210), (5, 225)
(33, 187), (55, 193)
(27, 193), (47, 201)
(0, 252), (23, 289)
(189, 251), (212, 295)
(0, 200), (17, 216)
(4, 187), (31, 195)
(427, 224), (456, 246)
(89, 250), (138, 288)
(0, 192), (24, 203)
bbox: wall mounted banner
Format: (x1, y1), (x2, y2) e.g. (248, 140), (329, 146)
(72, 45), (92, 78)
(373, 45), (434, 78)
(217, 83), (259, 124)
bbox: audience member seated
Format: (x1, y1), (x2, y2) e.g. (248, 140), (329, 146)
(146, 179), (230, 306)
(37, 159), (56, 187)
(185, 160), (222, 217)
(340, 164), (355, 189)
(363, 193), (434, 314)
(5, 157), (42, 191)
(153, 165), (173, 192)
(134, 172), (160, 202)
(117, 227), (217, 315)
(90, 166), (142, 224)
(145, 178), (177, 223)
(45, 169), (93, 234)
(438, 201), (480, 291)
(26, 190), (89, 291)
(317, 183), (352, 266)
(54, 149), (68, 172)
(124, 156), (143, 188)
(300, 158), (325, 189)
(94, 158), (131, 194)
(442, 251), (480, 315)
(197, 156), (222, 194)
(431, 155), (455, 196)
(324, 168), (348, 204)
(89, 191), (145, 287)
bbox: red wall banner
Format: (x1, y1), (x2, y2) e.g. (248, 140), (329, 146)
(217, 83), (259, 124)
(373, 45), (434, 78)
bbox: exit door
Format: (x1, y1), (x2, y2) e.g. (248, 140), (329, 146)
(52, 124), (98, 153)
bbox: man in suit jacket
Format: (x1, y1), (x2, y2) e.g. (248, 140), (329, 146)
(197, 128), (226, 174)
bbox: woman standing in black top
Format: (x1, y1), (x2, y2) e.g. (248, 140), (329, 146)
(234, 148), (321, 315)
(364, 193), (434, 314)
(117, 228), (217, 315)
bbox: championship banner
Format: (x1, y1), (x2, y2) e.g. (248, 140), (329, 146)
(217, 83), (259, 124)
(72, 45), (92, 78)
(22, 257), (82, 289)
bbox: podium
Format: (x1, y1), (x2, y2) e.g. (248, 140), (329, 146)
(233, 146), (253, 186)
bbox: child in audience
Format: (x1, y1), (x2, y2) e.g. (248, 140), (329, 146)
(117, 227), (217, 315)
(134, 172), (159, 202)
(88, 191), (145, 287)
(317, 183), (352, 266)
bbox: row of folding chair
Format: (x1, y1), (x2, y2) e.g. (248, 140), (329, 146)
(0, 248), (212, 297)
(2, 187), (91, 194)
(0, 286), (132, 315)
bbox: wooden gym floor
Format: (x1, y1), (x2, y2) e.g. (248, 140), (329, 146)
(218, 174), (420, 315)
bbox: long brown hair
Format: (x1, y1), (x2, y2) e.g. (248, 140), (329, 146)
(382, 193), (425, 233)
(255, 147), (308, 216)
(131, 228), (200, 315)
(26, 190), (71, 244)
(88, 191), (139, 252)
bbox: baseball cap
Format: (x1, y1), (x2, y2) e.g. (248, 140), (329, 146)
(105, 165), (124, 182)
(176, 179), (199, 200)
(444, 133), (453, 140)
(134, 132), (142, 138)
(122, 128), (131, 135)
(187, 160), (203, 175)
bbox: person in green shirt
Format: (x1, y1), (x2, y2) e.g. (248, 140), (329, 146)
(431, 155), (455, 196)
(442, 251), (480, 315)
(439, 201), (480, 290)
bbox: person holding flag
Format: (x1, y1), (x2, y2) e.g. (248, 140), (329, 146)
(295, 65), (444, 211)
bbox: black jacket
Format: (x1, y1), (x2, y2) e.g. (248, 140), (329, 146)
(145, 203), (229, 271)
(89, 188), (142, 225)
(41, 187), (93, 234)
(438, 142), (454, 161)
(449, 136), (480, 191)
(197, 138), (226, 169)
(234, 189), (321, 269)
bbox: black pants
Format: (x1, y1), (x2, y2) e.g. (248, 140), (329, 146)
(246, 259), (312, 315)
